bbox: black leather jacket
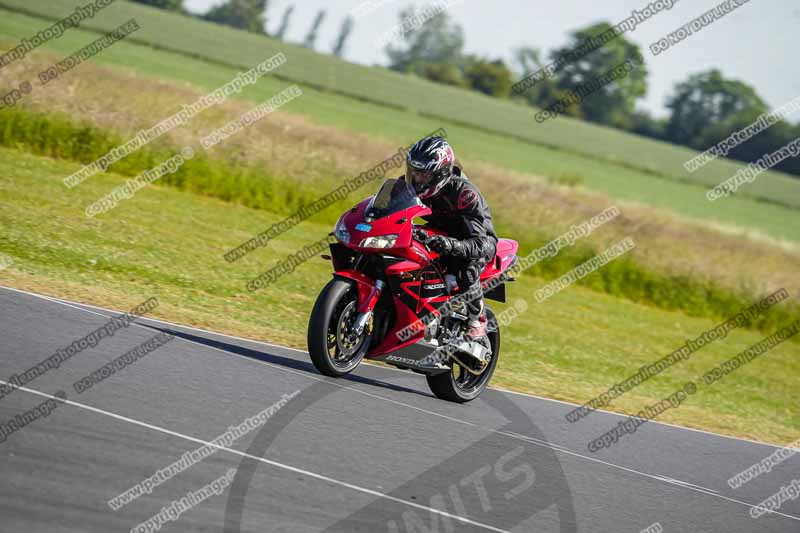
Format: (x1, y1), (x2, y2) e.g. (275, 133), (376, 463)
(412, 167), (498, 261)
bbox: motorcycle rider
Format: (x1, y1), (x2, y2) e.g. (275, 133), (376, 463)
(402, 136), (498, 363)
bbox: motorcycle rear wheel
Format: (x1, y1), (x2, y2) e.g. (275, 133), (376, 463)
(307, 279), (370, 377)
(426, 306), (500, 403)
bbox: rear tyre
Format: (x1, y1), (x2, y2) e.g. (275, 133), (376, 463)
(307, 279), (370, 377)
(426, 306), (501, 403)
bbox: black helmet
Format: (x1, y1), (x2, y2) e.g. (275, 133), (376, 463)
(406, 136), (455, 200)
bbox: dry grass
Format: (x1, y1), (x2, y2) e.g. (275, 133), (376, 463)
(2, 48), (798, 299)
(469, 162), (800, 296)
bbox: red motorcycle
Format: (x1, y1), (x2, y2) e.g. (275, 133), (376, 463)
(307, 178), (518, 402)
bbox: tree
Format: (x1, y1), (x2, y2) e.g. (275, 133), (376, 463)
(385, 7), (464, 75)
(274, 4), (294, 40)
(512, 46), (543, 79)
(786, 124), (800, 176)
(303, 9), (327, 49)
(463, 58), (513, 98)
(511, 46), (560, 108)
(421, 63), (467, 88)
(628, 110), (666, 140)
(332, 16), (354, 57)
(663, 72), (800, 178)
(664, 69), (767, 148)
(203, 0), (269, 35)
(547, 22), (648, 127)
(697, 107), (800, 176)
(131, 0), (184, 11)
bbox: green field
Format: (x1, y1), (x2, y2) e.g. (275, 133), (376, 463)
(0, 2), (798, 446)
(1, 9), (799, 245)
(2, 65), (798, 332)
(1, 146), (797, 445)
(1, 0), (800, 213)
(0, 4), (798, 326)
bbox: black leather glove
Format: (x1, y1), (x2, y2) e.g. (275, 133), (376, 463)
(413, 228), (430, 245)
(428, 235), (460, 256)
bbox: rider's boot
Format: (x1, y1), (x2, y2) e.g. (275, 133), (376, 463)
(447, 300), (491, 372)
(465, 312), (491, 361)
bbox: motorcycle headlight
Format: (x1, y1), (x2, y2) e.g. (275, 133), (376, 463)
(360, 234), (399, 249)
(334, 221), (350, 245)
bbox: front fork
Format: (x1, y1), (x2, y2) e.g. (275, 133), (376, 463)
(353, 279), (386, 335)
(333, 269), (386, 337)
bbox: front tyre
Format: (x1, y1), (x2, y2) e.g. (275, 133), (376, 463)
(307, 279), (370, 377)
(426, 306), (501, 403)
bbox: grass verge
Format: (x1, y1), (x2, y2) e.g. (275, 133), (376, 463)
(3, 104), (798, 334)
(0, 7), (799, 239)
(1, 146), (797, 445)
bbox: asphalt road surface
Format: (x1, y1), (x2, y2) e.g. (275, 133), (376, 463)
(0, 286), (798, 532)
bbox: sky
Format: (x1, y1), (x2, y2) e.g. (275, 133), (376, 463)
(184, 0), (800, 119)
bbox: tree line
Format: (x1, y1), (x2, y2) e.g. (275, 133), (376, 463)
(133, 1), (800, 178)
(131, 0), (353, 56)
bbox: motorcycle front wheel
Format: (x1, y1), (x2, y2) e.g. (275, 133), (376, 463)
(307, 278), (371, 377)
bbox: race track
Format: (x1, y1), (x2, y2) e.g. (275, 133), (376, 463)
(0, 286), (798, 533)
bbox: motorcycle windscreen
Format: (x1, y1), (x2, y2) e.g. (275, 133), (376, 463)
(365, 178), (423, 220)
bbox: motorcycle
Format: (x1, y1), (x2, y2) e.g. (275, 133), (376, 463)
(307, 178), (519, 402)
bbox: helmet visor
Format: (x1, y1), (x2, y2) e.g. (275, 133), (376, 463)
(407, 164), (436, 191)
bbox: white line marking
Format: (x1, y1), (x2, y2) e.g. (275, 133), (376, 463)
(2, 285), (787, 451)
(653, 475), (721, 495)
(1, 380), (510, 533)
(493, 431), (800, 522)
(3, 286), (800, 522)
